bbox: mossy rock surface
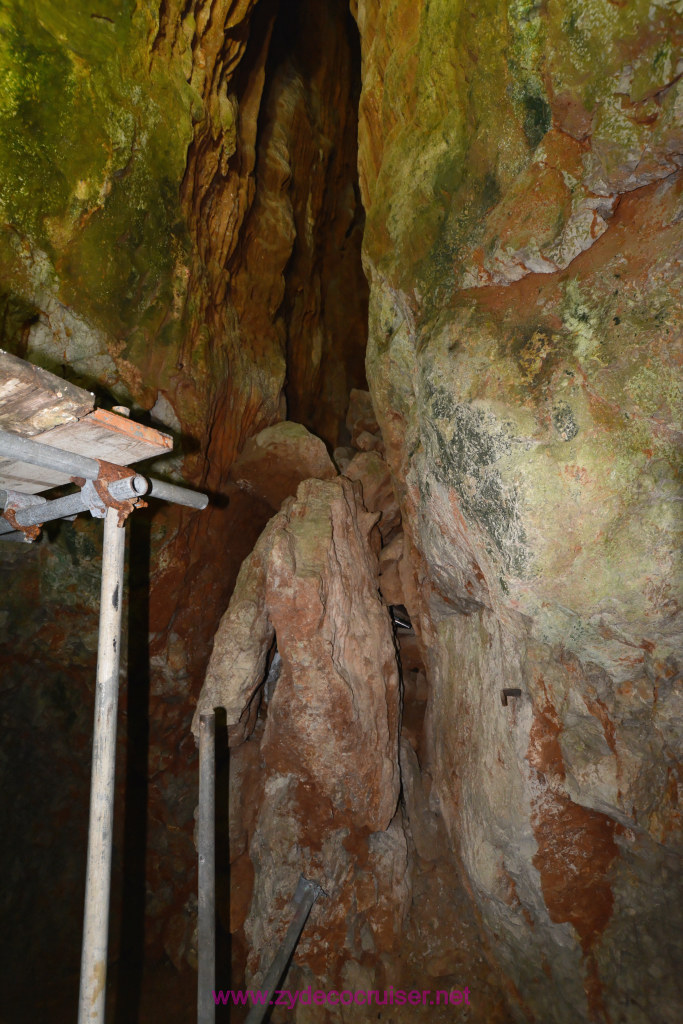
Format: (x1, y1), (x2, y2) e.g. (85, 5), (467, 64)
(0, 0), (195, 393)
(355, 2), (683, 1021)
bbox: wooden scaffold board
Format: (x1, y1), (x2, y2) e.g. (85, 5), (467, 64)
(0, 349), (172, 493)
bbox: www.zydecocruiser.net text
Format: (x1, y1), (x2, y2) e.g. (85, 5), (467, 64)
(212, 986), (472, 1010)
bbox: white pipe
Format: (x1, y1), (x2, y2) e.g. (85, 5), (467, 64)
(197, 713), (216, 1024)
(78, 508), (126, 1024)
(146, 476), (209, 510)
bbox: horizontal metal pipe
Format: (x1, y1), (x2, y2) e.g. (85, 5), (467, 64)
(146, 477), (209, 510)
(0, 489), (47, 535)
(0, 476), (150, 533)
(0, 426), (100, 479)
(0, 530), (31, 542)
(111, 475), (148, 499)
(0, 428), (207, 510)
(0, 475), (149, 536)
(15, 491), (86, 527)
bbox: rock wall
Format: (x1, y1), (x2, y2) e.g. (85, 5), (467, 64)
(1, 0), (681, 1021)
(353, 1), (682, 1022)
(196, 416), (515, 1022)
(0, 0), (367, 1017)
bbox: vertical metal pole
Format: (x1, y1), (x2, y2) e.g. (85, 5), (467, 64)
(78, 508), (126, 1024)
(198, 713), (216, 1024)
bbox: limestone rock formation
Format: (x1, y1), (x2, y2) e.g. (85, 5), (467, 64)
(345, 386), (385, 453)
(198, 445), (517, 1020)
(343, 449), (401, 540)
(229, 421), (338, 511)
(378, 532), (405, 607)
(197, 474), (400, 826)
(196, 472), (406, 989)
(354, 1), (683, 1021)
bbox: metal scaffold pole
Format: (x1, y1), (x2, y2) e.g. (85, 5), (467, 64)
(197, 712), (216, 1024)
(0, 385), (209, 1024)
(78, 508), (127, 1024)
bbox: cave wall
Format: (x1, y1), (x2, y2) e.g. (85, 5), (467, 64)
(0, 0), (367, 1014)
(1, 0), (681, 1021)
(194, 411), (516, 1024)
(353, 1), (682, 1022)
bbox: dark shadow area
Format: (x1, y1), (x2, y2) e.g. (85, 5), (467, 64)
(0, 514), (100, 1024)
(215, 706), (232, 1022)
(113, 508), (152, 1024)
(245, 0), (368, 450)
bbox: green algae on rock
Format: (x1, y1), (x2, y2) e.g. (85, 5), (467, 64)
(0, 0), (194, 355)
(355, 0), (682, 1020)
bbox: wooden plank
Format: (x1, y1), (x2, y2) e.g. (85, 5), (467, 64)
(0, 349), (94, 435)
(0, 407), (173, 494)
(40, 408), (173, 464)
